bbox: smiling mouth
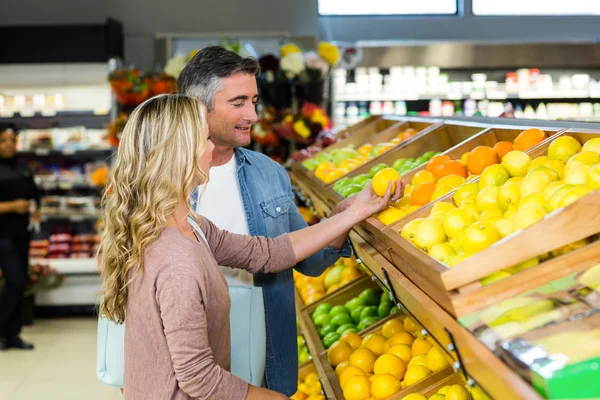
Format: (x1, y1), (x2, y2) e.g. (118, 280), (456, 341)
(235, 125), (251, 132)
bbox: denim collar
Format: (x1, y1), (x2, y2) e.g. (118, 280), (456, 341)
(234, 147), (253, 170)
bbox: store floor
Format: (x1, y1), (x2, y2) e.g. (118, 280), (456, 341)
(0, 318), (122, 400)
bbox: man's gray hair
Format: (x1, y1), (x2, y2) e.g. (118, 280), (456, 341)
(177, 46), (260, 111)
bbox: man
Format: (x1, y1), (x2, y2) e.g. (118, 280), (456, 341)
(178, 46), (352, 395)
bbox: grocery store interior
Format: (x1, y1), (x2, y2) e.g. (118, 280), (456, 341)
(2, 1), (600, 399)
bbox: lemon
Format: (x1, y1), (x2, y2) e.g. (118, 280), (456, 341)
(343, 375), (372, 400)
(373, 354), (406, 380)
(520, 170), (552, 198)
(339, 365), (366, 387)
(565, 151), (600, 176)
(586, 164), (600, 190)
(401, 218), (424, 244)
(404, 366), (433, 386)
(349, 348), (377, 374)
(547, 184), (577, 211)
(415, 217), (447, 253)
(387, 344), (413, 365)
(403, 318), (418, 333)
(463, 221), (500, 254)
(447, 251), (473, 267)
(371, 374), (402, 399)
(429, 395), (446, 400)
(395, 195), (413, 210)
(504, 257), (540, 274)
(475, 185), (501, 213)
(479, 164), (510, 187)
(328, 339), (353, 366)
(431, 185), (455, 201)
(565, 164), (591, 185)
(428, 243), (456, 264)
(504, 150), (531, 177)
(547, 136), (582, 163)
(387, 331), (416, 347)
(503, 204), (519, 219)
(514, 203), (546, 231)
(495, 218), (515, 238)
(528, 166), (560, 182)
(459, 200), (481, 220)
(480, 271), (512, 286)
(520, 192), (548, 210)
(430, 201), (457, 217)
(336, 361), (350, 378)
(443, 208), (476, 238)
(404, 184), (415, 196)
(412, 170), (437, 186)
(545, 159), (565, 180)
(402, 394), (428, 400)
(381, 319), (406, 339)
(543, 180), (565, 199)
(363, 335), (388, 357)
(556, 185), (593, 209)
(407, 205), (422, 214)
(449, 235), (464, 253)
(445, 384), (471, 400)
(454, 182), (479, 206)
(407, 353), (429, 369)
(527, 156), (552, 172)
(377, 208), (407, 226)
(372, 168), (401, 197)
(506, 177), (524, 185)
(411, 337), (433, 357)
(478, 209), (503, 221)
(497, 181), (521, 211)
(582, 138), (600, 154)
(437, 175), (466, 188)
(438, 386), (452, 395)
(425, 347), (448, 372)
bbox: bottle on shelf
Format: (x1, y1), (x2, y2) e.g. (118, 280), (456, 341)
(524, 104), (537, 119)
(394, 101), (407, 116)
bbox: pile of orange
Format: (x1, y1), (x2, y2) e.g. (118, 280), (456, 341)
(294, 257), (363, 305)
(291, 371), (325, 400)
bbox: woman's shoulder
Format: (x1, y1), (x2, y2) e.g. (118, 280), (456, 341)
(145, 228), (210, 276)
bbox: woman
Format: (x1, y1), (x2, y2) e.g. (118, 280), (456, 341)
(99, 94), (402, 400)
(0, 123), (38, 350)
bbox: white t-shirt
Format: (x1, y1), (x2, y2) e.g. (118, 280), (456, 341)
(195, 155), (254, 286)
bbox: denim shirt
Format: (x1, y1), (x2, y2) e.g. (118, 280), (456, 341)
(232, 148), (352, 395)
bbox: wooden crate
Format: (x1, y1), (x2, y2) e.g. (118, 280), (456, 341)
(316, 117), (405, 153)
(382, 128), (600, 317)
(398, 373), (466, 399)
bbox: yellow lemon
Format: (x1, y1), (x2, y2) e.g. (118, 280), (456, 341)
(520, 192), (548, 210)
(411, 337), (433, 357)
(328, 339), (353, 366)
(406, 205), (422, 214)
(339, 365), (366, 387)
(514, 203), (546, 231)
(401, 218), (424, 244)
(520, 170), (552, 198)
(445, 384), (471, 400)
(437, 175), (466, 188)
(556, 185), (593, 209)
(501, 151), (532, 177)
(527, 156), (551, 172)
(426, 347), (449, 372)
(414, 217), (447, 253)
(497, 181), (521, 212)
(412, 170), (437, 186)
(543, 180), (565, 199)
(431, 185), (455, 201)
(443, 208), (476, 238)
(336, 361), (350, 378)
(395, 195), (413, 210)
(428, 243), (456, 264)
(343, 375), (372, 400)
(565, 164), (591, 185)
(475, 185), (501, 213)
(323, 169), (345, 184)
(582, 138), (600, 154)
(463, 221), (500, 254)
(454, 182), (479, 206)
(373, 354), (406, 380)
(404, 365), (433, 386)
(381, 319), (405, 339)
(386, 331), (416, 348)
(430, 201), (457, 217)
(341, 332), (363, 351)
(587, 164), (600, 190)
(479, 164), (510, 187)
(545, 159), (565, 180)
(438, 386), (452, 395)
(403, 318), (418, 333)
(429, 395), (446, 400)
(495, 218), (515, 238)
(376, 207), (407, 226)
(372, 168), (402, 197)
(407, 354), (429, 369)
(370, 374), (402, 400)
(547, 136), (582, 163)
(387, 344), (413, 365)
(402, 394), (428, 400)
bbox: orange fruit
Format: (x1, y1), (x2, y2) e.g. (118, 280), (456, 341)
(381, 319), (405, 339)
(513, 128), (548, 151)
(358, 144), (374, 156)
(386, 331), (415, 348)
(363, 334), (388, 356)
(349, 348), (377, 374)
(493, 141), (514, 159)
(371, 374), (402, 400)
(341, 266), (362, 282)
(411, 182), (436, 206)
(427, 155), (451, 177)
(373, 353), (406, 380)
(467, 146), (500, 175)
(411, 337), (433, 356)
(341, 332), (362, 351)
(398, 128), (418, 141)
(387, 344), (413, 365)
(336, 361), (350, 378)
(343, 375), (372, 400)
(339, 365), (366, 388)
(437, 160), (468, 178)
(372, 168), (401, 197)
(328, 339), (353, 366)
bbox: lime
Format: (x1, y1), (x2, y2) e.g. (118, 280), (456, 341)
(331, 313), (354, 327)
(352, 174), (371, 185)
(358, 316), (381, 331)
(360, 306), (379, 320)
(389, 307), (399, 316)
(330, 305), (350, 316)
(319, 323), (340, 338)
(392, 158), (409, 170)
(345, 297), (367, 311)
(336, 323), (356, 334)
(323, 332), (342, 349)
(359, 288), (380, 306)
(341, 327), (359, 335)
(314, 303), (332, 316)
(313, 313), (331, 328)
(378, 303), (392, 318)
(369, 163), (388, 178)
(351, 306), (366, 324)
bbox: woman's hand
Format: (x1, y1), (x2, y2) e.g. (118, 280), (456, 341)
(347, 179), (405, 221)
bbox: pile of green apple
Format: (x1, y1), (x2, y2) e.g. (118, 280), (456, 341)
(333, 151), (441, 198)
(297, 333), (311, 364)
(311, 288), (398, 348)
(301, 146), (361, 171)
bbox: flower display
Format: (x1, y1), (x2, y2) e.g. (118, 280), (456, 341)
(318, 42), (341, 66)
(280, 43), (302, 57)
(280, 52), (306, 79)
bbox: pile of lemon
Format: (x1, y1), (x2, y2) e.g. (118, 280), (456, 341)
(327, 318), (449, 400)
(400, 136), (600, 281)
(291, 371), (325, 400)
(402, 384), (472, 400)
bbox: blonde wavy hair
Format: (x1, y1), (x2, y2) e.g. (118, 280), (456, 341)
(99, 94), (209, 324)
